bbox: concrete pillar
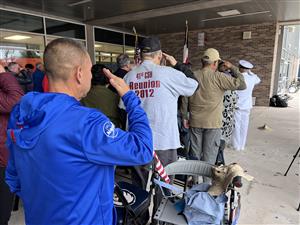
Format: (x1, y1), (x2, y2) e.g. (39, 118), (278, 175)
(270, 24), (284, 96)
(86, 24), (95, 64)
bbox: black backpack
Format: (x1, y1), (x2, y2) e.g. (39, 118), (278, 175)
(269, 95), (288, 107)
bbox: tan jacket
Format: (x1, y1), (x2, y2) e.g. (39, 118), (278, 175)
(181, 66), (246, 128)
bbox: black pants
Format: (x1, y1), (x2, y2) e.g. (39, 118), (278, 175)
(0, 167), (14, 225)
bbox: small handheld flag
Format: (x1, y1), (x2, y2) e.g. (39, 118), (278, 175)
(183, 20), (189, 64)
(133, 27), (142, 65)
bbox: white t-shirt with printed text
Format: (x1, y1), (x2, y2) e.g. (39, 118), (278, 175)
(123, 60), (198, 150)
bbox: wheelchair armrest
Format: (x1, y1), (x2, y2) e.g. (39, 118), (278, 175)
(153, 178), (184, 197)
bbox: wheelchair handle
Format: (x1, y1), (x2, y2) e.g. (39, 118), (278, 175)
(232, 176), (243, 188)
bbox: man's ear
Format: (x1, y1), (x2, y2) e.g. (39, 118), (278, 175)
(75, 65), (83, 84)
(157, 52), (163, 63)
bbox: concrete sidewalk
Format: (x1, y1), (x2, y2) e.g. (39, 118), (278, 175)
(224, 91), (300, 224)
(8, 92), (300, 225)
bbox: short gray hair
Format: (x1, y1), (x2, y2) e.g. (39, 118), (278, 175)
(142, 50), (162, 60)
(117, 54), (130, 68)
(44, 38), (87, 81)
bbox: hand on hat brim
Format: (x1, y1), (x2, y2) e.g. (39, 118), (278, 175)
(162, 52), (177, 67)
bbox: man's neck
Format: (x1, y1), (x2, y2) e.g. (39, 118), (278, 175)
(143, 58), (158, 65)
(203, 65), (216, 71)
(49, 81), (80, 100)
(121, 67), (129, 72)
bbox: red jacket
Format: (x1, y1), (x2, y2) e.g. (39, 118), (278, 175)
(0, 72), (23, 167)
(42, 75), (49, 92)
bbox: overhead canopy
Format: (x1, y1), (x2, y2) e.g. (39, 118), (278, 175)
(1, 0), (300, 34)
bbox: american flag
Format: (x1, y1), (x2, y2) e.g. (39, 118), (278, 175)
(133, 27), (142, 65)
(183, 20), (189, 64)
(154, 151), (170, 183)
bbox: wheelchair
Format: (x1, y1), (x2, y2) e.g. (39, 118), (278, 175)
(114, 140), (243, 225)
(152, 159), (242, 225)
(151, 139), (243, 225)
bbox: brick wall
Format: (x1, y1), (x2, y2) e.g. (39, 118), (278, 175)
(159, 22), (277, 106)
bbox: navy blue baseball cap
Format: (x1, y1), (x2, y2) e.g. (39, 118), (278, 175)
(140, 36), (161, 53)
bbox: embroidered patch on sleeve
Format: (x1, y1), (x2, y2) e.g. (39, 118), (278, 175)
(103, 121), (118, 138)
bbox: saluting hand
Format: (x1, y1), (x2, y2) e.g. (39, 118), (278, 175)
(163, 53), (177, 67)
(103, 68), (130, 97)
(223, 61), (233, 69)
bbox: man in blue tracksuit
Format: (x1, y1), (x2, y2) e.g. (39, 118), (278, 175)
(5, 38), (153, 225)
(32, 63), (45, 92)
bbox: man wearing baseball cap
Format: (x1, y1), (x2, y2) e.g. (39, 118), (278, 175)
(231, 60), (261, 151)
(123, 36), (198, 224)
(181, 48), (246, 181)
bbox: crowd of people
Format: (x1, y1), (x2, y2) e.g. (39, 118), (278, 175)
(0, 36), (260, 225)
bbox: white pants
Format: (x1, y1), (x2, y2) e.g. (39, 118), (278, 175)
(231, 108), (251, 151)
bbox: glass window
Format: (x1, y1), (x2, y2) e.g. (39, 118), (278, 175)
(0, 10), (44, 34)
(0, 30), (44, 68)
(125, 34), (135, 47)
(46, 36), (86, 48)
(124, 46), (135, 61)
(94, 28), (123, 45)
(138, 36), (145, 44)
(45, 18), (85, 39)
(94, 42), (123, 66)
(125, 34), (145, 47)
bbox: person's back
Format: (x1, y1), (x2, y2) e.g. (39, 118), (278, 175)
(114, 67), (128, 79)
(0, 72), (23, 167)
(5, 38), (153, 225)
(7, 92), (151, 224)
(25, 64), (34, 92)
(0, 69), (23, 225)
(190, 68), (228, 128)
(82, 85), (120, 127)
(81, 64), (121, 127)
(124, 37), (198, 151)
(230, 60), (261, 151)
(7, 93), (111, 223)
(123, 37), (198, 224)
(188, 53), (246, 129)
(182, 48), (246, 175)
(236, 71), (261, 110)
(32, 63), (45, 92)
(125, 60), (197, 150)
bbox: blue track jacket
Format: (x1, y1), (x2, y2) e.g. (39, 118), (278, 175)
(5, 91), (153, 225)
